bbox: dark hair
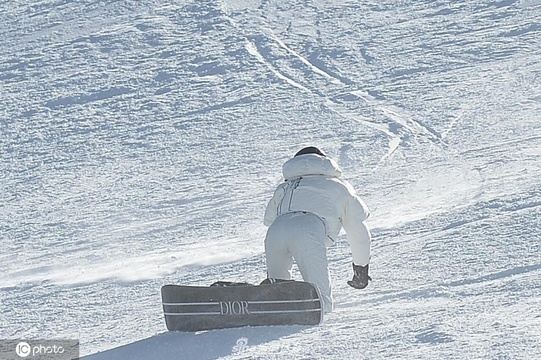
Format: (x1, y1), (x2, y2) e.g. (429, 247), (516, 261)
(294, 146), (326, 157)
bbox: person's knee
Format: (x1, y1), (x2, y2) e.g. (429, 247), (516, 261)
(265, 250), (293, 280)
(266, 267), (292, 280)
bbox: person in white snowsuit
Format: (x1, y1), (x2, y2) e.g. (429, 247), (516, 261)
(264, 146), (372, 313)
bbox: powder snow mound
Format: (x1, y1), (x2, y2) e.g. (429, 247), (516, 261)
(1, 0), (541, 359)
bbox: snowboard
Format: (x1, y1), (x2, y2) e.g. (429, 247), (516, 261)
(161, 281), (323, 331)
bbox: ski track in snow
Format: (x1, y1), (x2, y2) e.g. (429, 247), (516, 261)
(241, 28), (435, 169)
(219, 3), (444, 169)
(1, 0), (541, 359)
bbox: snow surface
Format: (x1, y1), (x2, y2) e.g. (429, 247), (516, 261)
(1, 0), (541, 359)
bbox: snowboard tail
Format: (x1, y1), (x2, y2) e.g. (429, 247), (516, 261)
(161, 281), (323, 331)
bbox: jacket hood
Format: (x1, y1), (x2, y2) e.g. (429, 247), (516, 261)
(282, 154), (343, 180)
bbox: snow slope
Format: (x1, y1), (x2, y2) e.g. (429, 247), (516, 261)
(1, 0), (540, 359)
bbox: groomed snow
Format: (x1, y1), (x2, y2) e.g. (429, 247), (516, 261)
(1, 0), (540, 359)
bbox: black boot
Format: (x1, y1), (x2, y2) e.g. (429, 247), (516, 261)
(347, 263), (371, 289)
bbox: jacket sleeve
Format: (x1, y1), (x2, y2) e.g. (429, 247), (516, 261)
(263, 184), (286, 226)
(341, 182), (371, 266)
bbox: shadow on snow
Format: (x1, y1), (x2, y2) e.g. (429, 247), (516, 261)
(82, 325), (308, 360)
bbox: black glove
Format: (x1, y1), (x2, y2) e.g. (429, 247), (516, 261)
(347, 263), (371, 289)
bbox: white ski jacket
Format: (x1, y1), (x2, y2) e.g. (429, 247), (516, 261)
(264, 154), (371, 266)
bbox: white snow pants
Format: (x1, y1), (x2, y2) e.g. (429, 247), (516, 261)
(264, 212), (333, 313)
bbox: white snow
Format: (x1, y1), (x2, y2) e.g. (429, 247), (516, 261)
(1, 0), (540, 359)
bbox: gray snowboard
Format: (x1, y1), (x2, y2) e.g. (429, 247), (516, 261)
(161, 281), (323, 331)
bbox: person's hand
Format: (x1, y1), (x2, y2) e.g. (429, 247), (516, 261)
(347, 263), (371, 289)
